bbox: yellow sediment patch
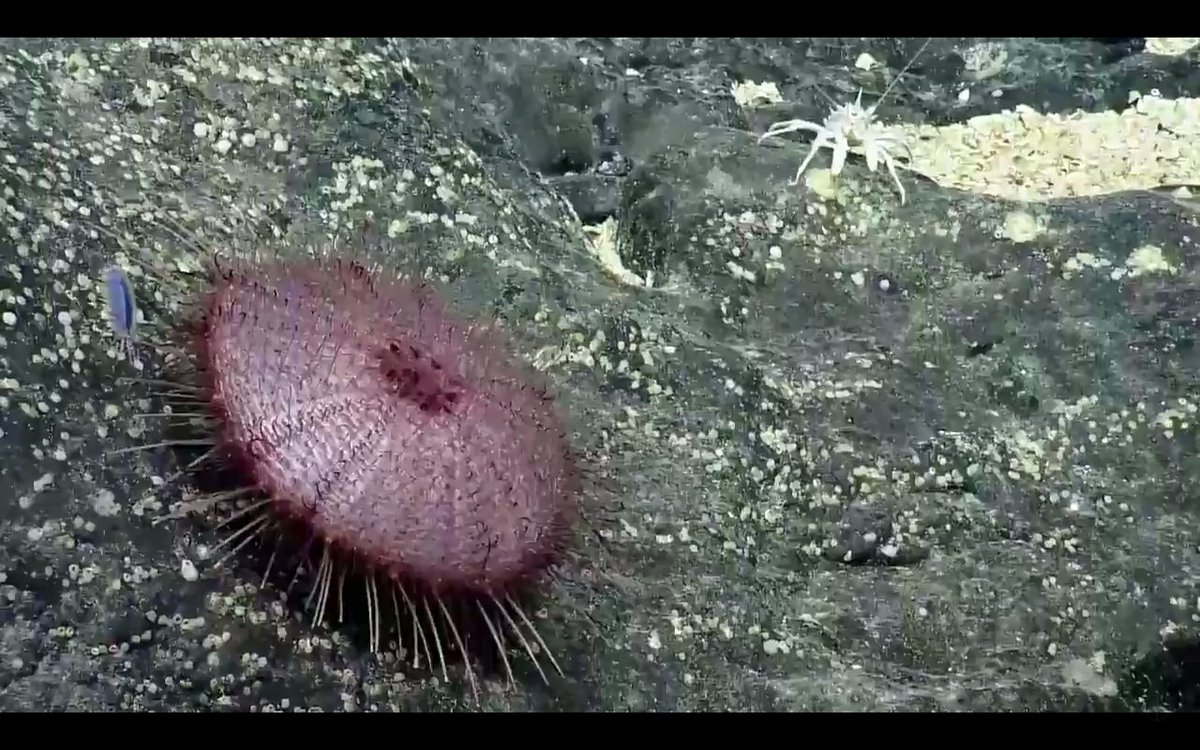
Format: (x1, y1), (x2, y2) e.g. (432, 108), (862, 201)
(1145, 38), (1200, 57)
(886, 93), (1200, 203)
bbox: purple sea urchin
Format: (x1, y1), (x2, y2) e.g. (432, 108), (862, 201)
(145, 251), (583, 702)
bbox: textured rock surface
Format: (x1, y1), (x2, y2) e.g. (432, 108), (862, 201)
(1, 37), (1198, 711)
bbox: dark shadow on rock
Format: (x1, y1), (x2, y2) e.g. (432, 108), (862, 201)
(1120, 637), (1200, 712)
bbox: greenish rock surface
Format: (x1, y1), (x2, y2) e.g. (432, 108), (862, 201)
(1, 37), (1197, 712)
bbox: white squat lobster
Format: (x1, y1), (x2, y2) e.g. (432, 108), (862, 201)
(758, 89), (912, 203)
(757, 40), (931, 205)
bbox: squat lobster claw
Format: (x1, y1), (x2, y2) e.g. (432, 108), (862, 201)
(758, 88), (911, 204)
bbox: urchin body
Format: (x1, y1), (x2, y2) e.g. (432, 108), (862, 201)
(194, 258), (578, 605)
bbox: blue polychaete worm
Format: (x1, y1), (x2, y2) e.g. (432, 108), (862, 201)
(102, 264), (141, 364)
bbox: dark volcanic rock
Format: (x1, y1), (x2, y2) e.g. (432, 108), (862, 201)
(1, 37), (1198, 712)
(823, 503), (927, 567)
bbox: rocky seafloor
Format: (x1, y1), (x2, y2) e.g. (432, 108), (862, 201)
(1, 37), (1199, 712)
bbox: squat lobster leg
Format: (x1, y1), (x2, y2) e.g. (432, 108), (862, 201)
(863, 136), (908, 205)
(758, 119), (843, 187)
